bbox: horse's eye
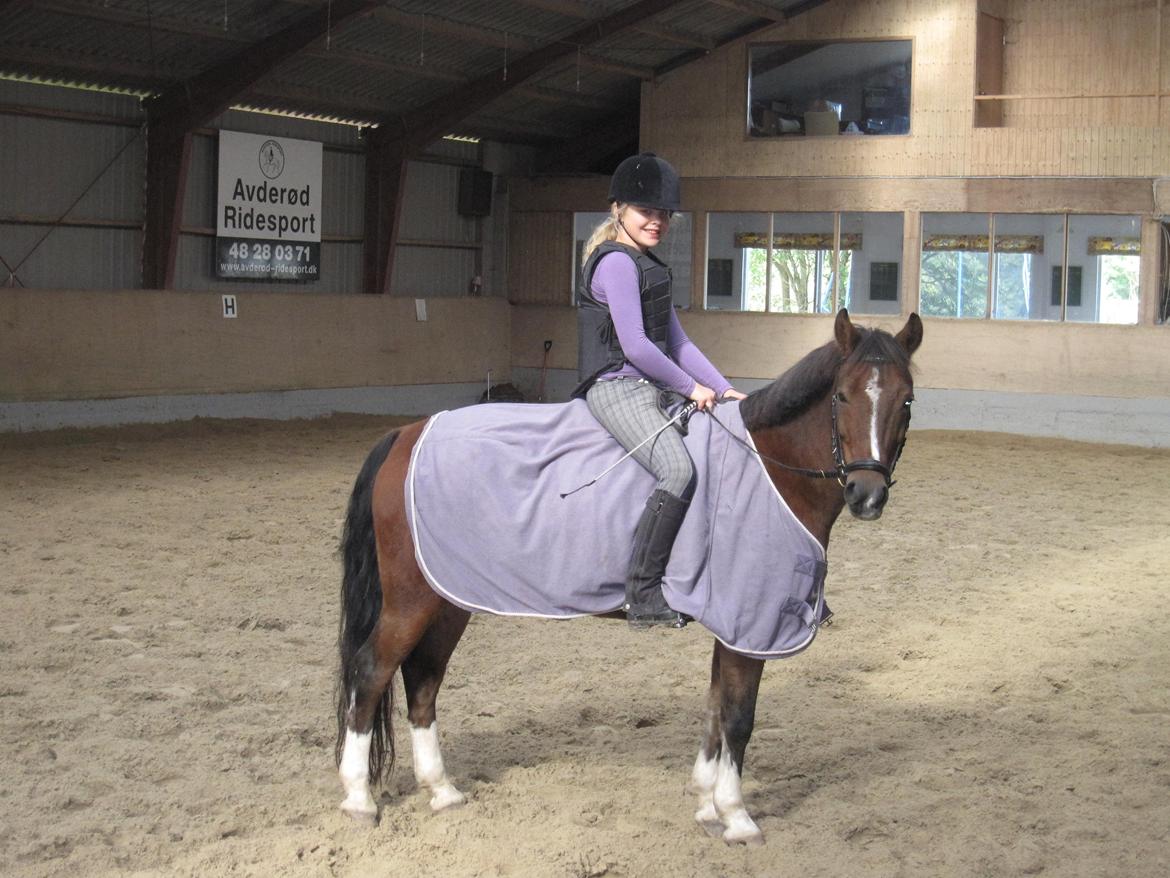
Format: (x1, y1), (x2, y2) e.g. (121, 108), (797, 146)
(835, 392), (847, 404)
(904, 399), (914, 408)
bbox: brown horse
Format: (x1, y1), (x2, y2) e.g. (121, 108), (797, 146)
(334, 308), (923, 845)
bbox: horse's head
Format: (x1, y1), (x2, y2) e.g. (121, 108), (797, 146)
(831, 308), (923, 521)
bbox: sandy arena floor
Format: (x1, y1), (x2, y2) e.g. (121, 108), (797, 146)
(1, 414), (1168, 878)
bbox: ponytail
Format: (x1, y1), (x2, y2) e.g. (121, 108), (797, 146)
(581, 204), (624, 263)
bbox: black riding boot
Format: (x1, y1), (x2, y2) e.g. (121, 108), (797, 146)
(624, 489), (689, 630)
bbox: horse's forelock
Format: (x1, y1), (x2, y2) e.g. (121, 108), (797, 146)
(849, 326), (911, 371)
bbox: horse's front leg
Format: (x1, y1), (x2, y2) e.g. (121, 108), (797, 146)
(691, 644), (725, 836)
(692, 642), (766, 845)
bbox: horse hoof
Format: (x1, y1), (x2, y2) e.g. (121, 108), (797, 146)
(429, 788), (467, 812)
(722, 825), (765, 847)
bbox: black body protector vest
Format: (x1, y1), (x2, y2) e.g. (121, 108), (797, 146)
(573, 242), (674, 398)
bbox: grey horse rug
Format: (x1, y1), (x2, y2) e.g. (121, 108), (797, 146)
(405, 399), (828, 659)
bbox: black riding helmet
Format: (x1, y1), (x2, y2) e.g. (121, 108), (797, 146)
(608, 152), (681, 212)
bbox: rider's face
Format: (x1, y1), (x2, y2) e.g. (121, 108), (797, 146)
(615, 204), (671, 252)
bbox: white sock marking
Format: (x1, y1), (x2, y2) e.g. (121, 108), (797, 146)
(865, 367), (882, 461)
(410, 722), (466, 811)
(338, 729), (376, 816)
(713, 738), (762, 844)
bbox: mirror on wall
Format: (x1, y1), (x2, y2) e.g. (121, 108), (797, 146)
(748, 39), (912, 138)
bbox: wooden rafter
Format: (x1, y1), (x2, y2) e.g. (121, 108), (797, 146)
(364, 0), (689, 294)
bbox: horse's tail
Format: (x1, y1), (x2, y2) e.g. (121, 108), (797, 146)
(334, 429), (400, 784)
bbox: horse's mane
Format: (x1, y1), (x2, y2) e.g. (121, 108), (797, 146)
(740, 327), (910, 430)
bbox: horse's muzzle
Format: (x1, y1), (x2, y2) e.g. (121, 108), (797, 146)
(844, 476), (888, 520)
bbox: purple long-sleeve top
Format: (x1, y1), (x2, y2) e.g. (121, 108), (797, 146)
(590, 251), (733, 399)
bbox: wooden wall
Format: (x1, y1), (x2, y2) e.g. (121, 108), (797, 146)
(640, 0), (1170, 178)
(507, 211), (573, 305)
(0, 291), (511, 402)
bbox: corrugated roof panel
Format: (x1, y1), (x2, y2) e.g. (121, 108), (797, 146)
(387, 0), (586, 44)
(94, 0), (308, 40)
(340, 17), (500, 77)
(657, 2), (770, 36)
(0, 0), (783, 147)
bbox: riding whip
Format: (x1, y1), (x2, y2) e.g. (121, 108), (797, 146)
(560, 401), (698, 498)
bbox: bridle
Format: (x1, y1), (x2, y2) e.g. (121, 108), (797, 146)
(709, 378), (911, 489)
(827, 392), (907, 488)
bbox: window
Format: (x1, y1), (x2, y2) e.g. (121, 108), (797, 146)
(993, 213), (1063, 321)
(706, 211), (903, 314)
(1067, 215), (1140, 325)
(762, 213), (835, 313)
(704, 212), (769, 311)
(840, 212), (904, 315)
(919, 213), (990, 318)
(572, 210), (692, 309)
(748, 40), (912, 138)
(919, 212), (1141, 323)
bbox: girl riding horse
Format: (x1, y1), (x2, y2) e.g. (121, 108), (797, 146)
(576, 152), (746, 628)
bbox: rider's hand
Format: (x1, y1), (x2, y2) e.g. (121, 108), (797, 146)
(722, 388), (748, 401)
(688, 383), (718, 412)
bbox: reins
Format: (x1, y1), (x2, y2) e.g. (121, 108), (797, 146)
(708, 392), (906, 489)
(705, 408), (841, 483)
(561, 381), (908, 497)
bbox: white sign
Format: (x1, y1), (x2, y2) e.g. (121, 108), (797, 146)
(215, 130), (322, 281)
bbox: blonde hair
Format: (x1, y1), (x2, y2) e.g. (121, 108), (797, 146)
(581, 203), (625, 263)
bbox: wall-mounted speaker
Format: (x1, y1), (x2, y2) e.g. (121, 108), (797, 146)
(458, 168), (493, 217)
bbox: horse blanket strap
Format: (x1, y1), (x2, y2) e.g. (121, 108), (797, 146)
(405, 399), (829, 659)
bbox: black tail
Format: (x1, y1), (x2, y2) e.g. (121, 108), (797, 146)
(334, 430), (400, 784)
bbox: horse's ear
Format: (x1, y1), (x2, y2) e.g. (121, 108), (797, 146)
(834, 308), (857, 355)
(895, 312), (923, 355)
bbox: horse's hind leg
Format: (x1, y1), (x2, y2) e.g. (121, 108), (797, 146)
(401, 600), (471, 812)
(338, 635), (399, 823)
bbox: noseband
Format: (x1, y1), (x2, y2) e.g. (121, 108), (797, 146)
(829, 392), (907, 488)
